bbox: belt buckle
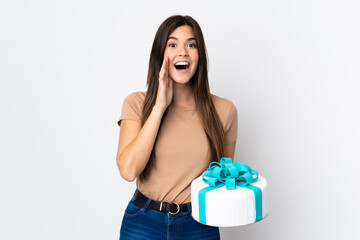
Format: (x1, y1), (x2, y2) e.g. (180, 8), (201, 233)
(169, 203), (180, 215)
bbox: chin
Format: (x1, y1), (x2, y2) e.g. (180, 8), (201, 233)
(174, 78), (191, 83)
(170, 76), (193, 85)
(169, 72), (195, 85)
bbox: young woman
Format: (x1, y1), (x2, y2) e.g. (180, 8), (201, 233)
(116, 15), (238, 240)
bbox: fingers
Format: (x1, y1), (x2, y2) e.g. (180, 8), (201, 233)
(159, 59), (164, 82)
(164, 56), (169, 72)
(159, 58), (168, 80)
(156, 57), (173, 109)
(168, 76), (173, 91)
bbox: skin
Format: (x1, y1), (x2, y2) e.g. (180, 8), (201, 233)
(116, 26), (236, 182)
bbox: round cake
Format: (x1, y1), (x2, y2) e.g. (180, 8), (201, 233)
(191, 175), (269, 227)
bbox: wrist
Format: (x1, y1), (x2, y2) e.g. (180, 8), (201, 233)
(152, 105), (166, 116)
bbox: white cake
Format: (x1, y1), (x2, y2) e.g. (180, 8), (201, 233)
(191, 174), (269, 227)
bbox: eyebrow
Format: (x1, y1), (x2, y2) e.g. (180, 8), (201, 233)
(167, 37), (196, 41)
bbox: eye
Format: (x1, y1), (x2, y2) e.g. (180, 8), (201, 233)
(168, 43), (176, 48)
(188, 43), (197, 48)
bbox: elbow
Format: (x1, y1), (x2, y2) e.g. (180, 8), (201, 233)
(116, 157), (137, 182)
(120, 168), (136, 182)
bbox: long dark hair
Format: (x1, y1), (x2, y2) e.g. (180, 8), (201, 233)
(140, 15), (226, 181)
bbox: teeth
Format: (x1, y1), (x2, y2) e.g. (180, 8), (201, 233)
(175, 62), (189, 66)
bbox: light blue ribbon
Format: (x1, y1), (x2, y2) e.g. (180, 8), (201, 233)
(198, 157), (262, 224)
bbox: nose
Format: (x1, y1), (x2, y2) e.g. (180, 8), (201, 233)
(178, 44), (188, 56)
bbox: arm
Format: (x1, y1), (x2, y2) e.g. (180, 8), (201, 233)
(116, 57), (173, 182)
(116, 107), (165, 182)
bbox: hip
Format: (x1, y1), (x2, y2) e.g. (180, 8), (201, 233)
(119, 190), (220, 240)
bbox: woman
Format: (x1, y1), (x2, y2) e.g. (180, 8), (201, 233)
(116, 15), (237, 239)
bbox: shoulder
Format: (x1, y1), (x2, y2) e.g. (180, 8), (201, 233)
(118, 91), (146, 125)
(121, 91), (146, 115)
(211, 94), (238, 143)
(124, 91), (146, 104)
(210, 94), (237, 114)
(210, 93), (238, 128)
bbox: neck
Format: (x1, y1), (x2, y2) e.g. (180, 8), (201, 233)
(172, 82), (195, 107)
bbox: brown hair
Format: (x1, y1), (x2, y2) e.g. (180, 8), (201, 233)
(140, 15), (226, 181)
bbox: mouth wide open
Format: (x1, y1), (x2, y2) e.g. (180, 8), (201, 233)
(174, 64), (190, 71)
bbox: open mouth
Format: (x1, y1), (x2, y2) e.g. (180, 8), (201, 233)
(174, 62), (190, 70)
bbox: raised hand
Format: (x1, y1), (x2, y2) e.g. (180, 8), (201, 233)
(155, 57), (173, 111)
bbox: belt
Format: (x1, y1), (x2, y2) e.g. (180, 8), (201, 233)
(133, 189), (190, 215)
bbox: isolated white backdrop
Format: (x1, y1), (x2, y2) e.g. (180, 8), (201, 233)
(1, 0), (359, 239)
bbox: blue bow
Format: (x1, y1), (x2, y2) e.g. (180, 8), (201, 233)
(201, 157), (259, 189)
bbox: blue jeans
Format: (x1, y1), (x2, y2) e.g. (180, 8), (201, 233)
(120, 196), (220, 240)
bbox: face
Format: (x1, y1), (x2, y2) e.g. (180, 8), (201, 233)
(164, 25), (199, 84)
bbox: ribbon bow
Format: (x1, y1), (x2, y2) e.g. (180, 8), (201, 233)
(202, 157), (259, 189)
(198, 157), (263, 224)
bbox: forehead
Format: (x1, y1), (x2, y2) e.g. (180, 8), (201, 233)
(168, 25), (195, 40)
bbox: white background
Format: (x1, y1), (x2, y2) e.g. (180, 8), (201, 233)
(1, 0), (359, 239)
